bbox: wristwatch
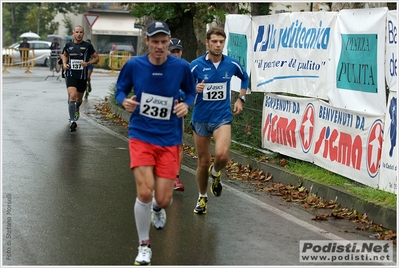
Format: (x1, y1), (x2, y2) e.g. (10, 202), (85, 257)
(238, 95), (246, 103)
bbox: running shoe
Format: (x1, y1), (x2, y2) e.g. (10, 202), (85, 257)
(134, 244), (152, 266)
(74, 110), (79, 121)
(151, 208), (166, 230)
(209, 164), (222, 196)
(174, 177), (185, 191)
(70, 121), (77, 132)
(193, 197), (208, 214)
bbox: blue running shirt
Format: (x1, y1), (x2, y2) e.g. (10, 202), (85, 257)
(115, 54), (196, 146)
(190, 54), (249, 123)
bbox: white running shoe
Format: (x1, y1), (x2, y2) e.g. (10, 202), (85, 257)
(134, 244), (152, 265)
(151, 208), (166, 230)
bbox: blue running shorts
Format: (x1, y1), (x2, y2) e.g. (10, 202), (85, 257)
(190, 119), (231, 137)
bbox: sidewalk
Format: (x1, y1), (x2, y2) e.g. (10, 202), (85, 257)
(108, 95), (397, 232)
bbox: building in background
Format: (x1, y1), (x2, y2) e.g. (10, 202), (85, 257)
(53, 3), (140, 55)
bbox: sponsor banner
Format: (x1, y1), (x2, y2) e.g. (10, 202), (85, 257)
(328, 8), (388, 115)
(251, 12), (336, 99)
(262, 93), (384, 188)
(228, 9), (395, 193)
(224, 14), (252, 93)
(300, 240), (394, 263)
(261, 93), (317, 162)
(379, 91), (398, 194)
(313, 100), (383, 188)
(386, 10), (398, 92)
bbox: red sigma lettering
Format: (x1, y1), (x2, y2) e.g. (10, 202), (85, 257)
(262, 113), (296, 147)
(314, 127), (362, 170)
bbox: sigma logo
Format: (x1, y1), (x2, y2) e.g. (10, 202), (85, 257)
(366, 119), (383, 178)
(145, 97), (168, 106)
(203, 67), (211, 71)
(299, 103), (315, 153)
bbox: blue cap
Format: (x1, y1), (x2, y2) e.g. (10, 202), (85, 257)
(146, 21), (170, 37)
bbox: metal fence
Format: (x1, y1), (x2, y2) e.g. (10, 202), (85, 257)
(107, 51), (132, 74)
(3, 47), (35, 73)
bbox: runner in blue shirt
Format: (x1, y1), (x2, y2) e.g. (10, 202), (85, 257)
(168, 37), (187, 192)
(84, 39), (95, 99)
(115, 21), (196, 266)
(190, 27), (249, 214)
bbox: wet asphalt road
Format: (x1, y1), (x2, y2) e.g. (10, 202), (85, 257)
(2, 66), (396, 267)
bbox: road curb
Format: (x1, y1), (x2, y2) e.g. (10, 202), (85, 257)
(108, 100), (397, 232)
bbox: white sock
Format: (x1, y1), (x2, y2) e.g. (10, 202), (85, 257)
(152, 196), (173, 209)
(211, 166), (220, 175)
(134, 198), (151, 245)
(199, 193), (208, 198)
(152, 196), (161, 211)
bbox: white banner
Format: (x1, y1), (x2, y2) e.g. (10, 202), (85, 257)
(226, 9), (397, 193)
(386, 10), (398, 92)
(251, 12), (337, 99)
(328, 8), (388, 115)
(379, 91), (397, 194)
(313, 100), (383, 188)
(224, 14), (252, 93)
(261, 93), (317, 162)
(262, 93), (384, 188)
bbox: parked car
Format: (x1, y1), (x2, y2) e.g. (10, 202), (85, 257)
(99, 42), (135, 56)
(2, 40), (51, 66)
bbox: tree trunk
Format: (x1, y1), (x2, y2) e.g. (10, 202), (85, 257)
(214, 3), (239, 28)
(251, 3), (272, 16)
(138, 15), (154, 56)
(387, 2), (397, 10)
(168, 10), (198, 62)
(194, 18), (207, 58)
(10, 3), (17, 44)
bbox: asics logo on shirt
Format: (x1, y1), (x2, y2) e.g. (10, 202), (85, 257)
(145, 97), (168, 106)
(152, 72), (163, 76)
(203, 67), (211, 71)
(207, 85), (224, 90)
